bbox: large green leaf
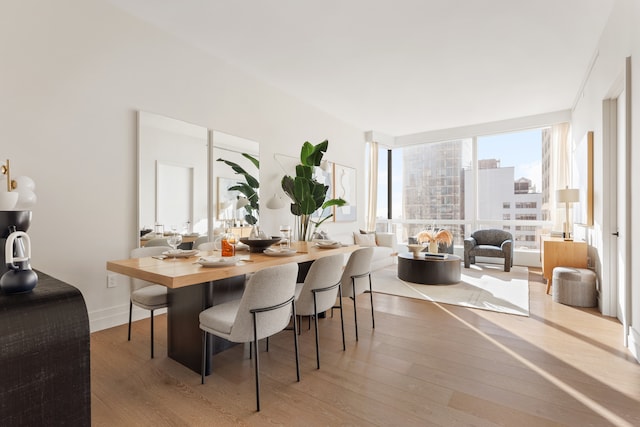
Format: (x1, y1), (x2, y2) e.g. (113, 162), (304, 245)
(300, 140), (328, 166)
(242, 153), (259, 169)
(216, 158), (259, 188)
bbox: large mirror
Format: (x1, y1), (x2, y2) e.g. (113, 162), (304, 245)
(211, 131), (260, 237)
(138, 111), (209, 244)
(138, 111), (260, 246)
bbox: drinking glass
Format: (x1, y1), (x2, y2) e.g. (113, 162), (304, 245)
(168, 229), (183, 260)
(279, 225), (291, 250)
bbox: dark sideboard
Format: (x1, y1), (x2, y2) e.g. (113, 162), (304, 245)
(0, 270), (91, 426)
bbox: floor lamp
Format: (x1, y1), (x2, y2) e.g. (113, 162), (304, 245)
(556, 187), (579, 240)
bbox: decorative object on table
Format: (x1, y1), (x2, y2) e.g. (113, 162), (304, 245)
(239, 236), (281, 253)
(417, 228), (453, 254)
(0, 210), (32, 277)
(407, 243), (424, 257)
(281, 140), (346, 241)
(556, 186), (580, 240)
(279, 224), (291, 250)
(220, 230), (237, 257)
(216, 153), (260, 225)
(0, 229), (38, 294)
(1, 159), (37, 210)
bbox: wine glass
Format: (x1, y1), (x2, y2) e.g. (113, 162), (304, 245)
(167, 229), (183, 259)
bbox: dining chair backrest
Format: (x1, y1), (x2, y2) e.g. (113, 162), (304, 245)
(144, 238), (169, 247)
(197, 241), (219, 251)
(296, 254), (344, 315)
(229, 262), (298, 343)
(193, 235), (210, 249)
(130, 246), (171, 292)
(340, 247), (374, 298)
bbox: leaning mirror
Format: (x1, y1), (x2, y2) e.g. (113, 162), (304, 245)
(138, 111), (209, 246)
(211, 131), (260, 237)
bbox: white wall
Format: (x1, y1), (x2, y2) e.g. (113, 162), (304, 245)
(570, 0), (639, 360)
(1, 0), (365, 331)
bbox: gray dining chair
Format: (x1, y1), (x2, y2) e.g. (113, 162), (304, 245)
(339, 247), (375, 341)
(193, 235), (210, 249)
(129, 245), (171, 358)
(144, 238), (169, 247)
(294, 254), (345, 369)
(199, 262), (300, 411)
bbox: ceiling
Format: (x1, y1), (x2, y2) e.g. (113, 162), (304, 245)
(106, 0), (615, 136)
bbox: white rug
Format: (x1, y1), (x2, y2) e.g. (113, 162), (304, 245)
(371, 263), (530, 316)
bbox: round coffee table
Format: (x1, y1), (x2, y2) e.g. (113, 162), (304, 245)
(397, 253), (461, 285)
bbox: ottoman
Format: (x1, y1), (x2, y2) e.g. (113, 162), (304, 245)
(552, 267), (597, 307)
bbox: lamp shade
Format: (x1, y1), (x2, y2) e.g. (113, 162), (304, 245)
(235, 197), (250, 210)
(265, 194), (286, 210)
(556, 188), (579, 203)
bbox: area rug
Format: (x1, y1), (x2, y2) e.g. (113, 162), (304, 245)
(371, 263), (529, 316)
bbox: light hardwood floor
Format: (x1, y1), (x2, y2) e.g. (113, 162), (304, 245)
(91, 268), (640, 426)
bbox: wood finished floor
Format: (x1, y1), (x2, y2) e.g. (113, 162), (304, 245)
(91, 268), (640, 426)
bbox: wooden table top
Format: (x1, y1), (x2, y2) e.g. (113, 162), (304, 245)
(107, 241), (359, 289)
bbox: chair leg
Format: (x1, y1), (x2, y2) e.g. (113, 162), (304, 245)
(201, 331), (207, 385)
(368, 273), (375, 329)
(127, 300), (132, 341)
(150, 309), (155, 359)
(292, 300), (300, 382)
(312, 293), (320, 369)
(338, 285), (345, 351)
(252, 313), (261, 412)
(352, 278), (358, 341)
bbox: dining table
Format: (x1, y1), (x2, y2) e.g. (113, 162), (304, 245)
(107, 241), (359, 375)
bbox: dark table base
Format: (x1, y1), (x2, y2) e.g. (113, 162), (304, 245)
(397, 253), (461, 285)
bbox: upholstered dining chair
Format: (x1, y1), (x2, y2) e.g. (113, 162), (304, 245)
(197, 241), (218, 251)
(129, 245), (171, 358)
(339, 247), (375, 341)
(294, 254), (345, 369)
(199, 262), (300, 412)
(144, 238), (169, 247)
(193, 235), (210, 249)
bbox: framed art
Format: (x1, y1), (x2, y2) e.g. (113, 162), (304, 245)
(572, 130), (594, 226)
(333, 163), (357, 222)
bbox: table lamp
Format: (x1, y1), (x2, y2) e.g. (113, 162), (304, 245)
(556, 187), (579, 240)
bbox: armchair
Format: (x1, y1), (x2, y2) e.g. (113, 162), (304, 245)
(464, 229), (513, 272)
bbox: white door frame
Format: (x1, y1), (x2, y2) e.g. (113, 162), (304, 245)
(602, 57), (631, 343)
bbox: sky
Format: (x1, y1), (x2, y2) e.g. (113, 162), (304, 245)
(379, 128), (544, 218)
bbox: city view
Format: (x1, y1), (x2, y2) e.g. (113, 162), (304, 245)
(377, 127), (551, 250)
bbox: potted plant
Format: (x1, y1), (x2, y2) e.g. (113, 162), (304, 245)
(216, 154), (259, 225)
(281, 140), (346, 241)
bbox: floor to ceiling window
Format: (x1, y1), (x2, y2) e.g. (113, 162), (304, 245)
(374, 127), (551, 250)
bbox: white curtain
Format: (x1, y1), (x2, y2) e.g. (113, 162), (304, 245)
(550, 122), (572, 232)
(366, 141), (378, 231)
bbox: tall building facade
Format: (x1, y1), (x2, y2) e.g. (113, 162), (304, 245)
(401, 139), (472, 243)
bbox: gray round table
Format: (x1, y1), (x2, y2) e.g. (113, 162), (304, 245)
(397, 253), (461, 285)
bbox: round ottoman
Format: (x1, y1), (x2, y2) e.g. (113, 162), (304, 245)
(552, 267), (597, 307)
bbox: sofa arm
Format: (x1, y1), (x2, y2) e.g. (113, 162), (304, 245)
(464, 237), (477, 250)
(375, 232), (396, 250)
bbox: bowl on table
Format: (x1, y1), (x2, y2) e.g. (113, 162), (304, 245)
(239, 237), (282, 253)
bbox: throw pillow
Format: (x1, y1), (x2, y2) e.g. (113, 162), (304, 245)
(353, 232), (377, 247)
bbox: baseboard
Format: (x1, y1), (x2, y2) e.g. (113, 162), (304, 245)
(628, 326), (640, 363)
(89, 303), (167, 333)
